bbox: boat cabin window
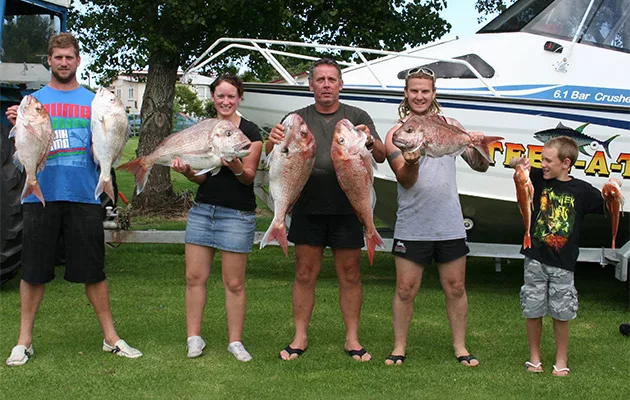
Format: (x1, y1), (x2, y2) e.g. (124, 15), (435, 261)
(479, 0), (629, 53)
(396, 54), (495, 80)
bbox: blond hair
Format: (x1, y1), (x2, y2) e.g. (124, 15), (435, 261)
(544, 136), (579, 166)
(397, 71), (441, 119)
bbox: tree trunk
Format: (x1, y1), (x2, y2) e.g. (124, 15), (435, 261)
(131, 58), (183, 215)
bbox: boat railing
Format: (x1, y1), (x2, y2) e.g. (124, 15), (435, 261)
(183, 37), (501, 97)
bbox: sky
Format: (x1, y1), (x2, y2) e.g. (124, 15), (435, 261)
(77, 0), (499, 84)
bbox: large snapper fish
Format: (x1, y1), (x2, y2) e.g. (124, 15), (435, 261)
(601, 180), (624, 249)
(513, 164), (534, 249)
(331, 119), (384, 266)
(91, 88), (128, 202)
(10, 95), (54, 206)
(392, 114), (503, 161)
(260, 114), (316, 256)
(117, 118), (251, 194)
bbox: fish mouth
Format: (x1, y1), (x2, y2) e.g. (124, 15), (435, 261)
(392, 137), (413, 151)
(234, 141), (251, 156)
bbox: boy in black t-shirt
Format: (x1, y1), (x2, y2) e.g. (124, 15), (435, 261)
(510, 136), (622, 377)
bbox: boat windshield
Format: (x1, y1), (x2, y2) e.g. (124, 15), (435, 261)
(479, 0), (630, 53)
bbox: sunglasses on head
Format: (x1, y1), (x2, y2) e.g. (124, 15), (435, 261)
(406, 67), (435, 78)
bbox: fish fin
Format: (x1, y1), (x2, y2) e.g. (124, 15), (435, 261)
(366, 229), (385, 266)
(523, 233), (532, 249)
(575, 122), (590, 133)
(264, 147), (276, 168)
(94, 175), (115, 203)
(260, 220), (288, 257)
(473, 135), (504, 162)
(602, 134), (620, 159)
(556, 122), (570, 129)
(371, 187), (377, 211)
(12, 154), (24, 172)
(22, 179), (45, 207)
(9, 126), (17, 139)
(117, 157), (151, 194)
(193, 168), (213, 176)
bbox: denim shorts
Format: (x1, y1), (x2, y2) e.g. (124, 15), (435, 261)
(185, 203), (256, 253)
(520, 257), (578, 321)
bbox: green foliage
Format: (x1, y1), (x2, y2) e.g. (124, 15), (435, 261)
(474, 0), (517, 22)
(173, 84), (203, 117)
(1, 15), (54, 63)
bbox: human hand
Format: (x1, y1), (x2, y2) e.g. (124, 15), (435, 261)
(608, 178), (622, 187)
(269, 123), (285, 145)
(222, 156), (244, 176)
(5, 106), (18, 126)
(171, 157), (194, 178)
(509, 155), (529, 169)
(403, 148), (421, 166)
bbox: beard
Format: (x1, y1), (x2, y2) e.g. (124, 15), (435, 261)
(52, 69), (76, 84)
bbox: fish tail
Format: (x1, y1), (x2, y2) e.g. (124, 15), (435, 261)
(523, 232), (531, 249)
(602, 134), (620, 158)
(22, 178), (45, 207)
(366, 229), (384, 266)
(474, 136), (503, 163)
(95, 175), (116, 203)
(117, 157), (151, 194)
(260, 220), (288, 257)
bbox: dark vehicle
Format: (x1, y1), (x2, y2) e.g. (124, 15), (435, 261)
(173, 112), (197, 132)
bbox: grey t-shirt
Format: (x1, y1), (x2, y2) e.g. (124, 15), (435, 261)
(290, 103), (380, 215)
(394, 155), (467, 241)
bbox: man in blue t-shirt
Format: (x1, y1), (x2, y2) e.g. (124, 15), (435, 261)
(4, 33), (142, 366)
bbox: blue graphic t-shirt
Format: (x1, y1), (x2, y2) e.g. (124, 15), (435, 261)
(24, 86), (100, 204)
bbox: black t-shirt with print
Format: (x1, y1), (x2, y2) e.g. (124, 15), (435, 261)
(521, 167), (604, 271)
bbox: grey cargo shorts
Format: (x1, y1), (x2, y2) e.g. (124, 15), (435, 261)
(520, 257), (578, 321)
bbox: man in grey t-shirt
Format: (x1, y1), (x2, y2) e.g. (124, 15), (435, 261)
(266, 59), (385, 362)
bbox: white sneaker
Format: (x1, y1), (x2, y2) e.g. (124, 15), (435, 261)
(227, 341), (252, 362)
(187, 336), (206, 358)
(6, 344), (34, 366)
(102, 339), (143, 358)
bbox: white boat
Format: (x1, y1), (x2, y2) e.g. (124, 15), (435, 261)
(185, 0), (630, 264)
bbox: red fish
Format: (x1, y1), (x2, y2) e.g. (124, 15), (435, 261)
(331, 119), (384, 265)
(602, 181), (624, 249)
(514, 164), (534, 249)
(392, 114), (503, 162)
(260, 114), (316, 256)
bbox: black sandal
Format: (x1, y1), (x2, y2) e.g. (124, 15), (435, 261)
(385, 354), (406, 365)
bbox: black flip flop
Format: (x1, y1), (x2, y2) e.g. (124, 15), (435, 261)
(346, 347), (370, 361)
(385, 354), (406, 365)
(456, 354), (479, 366)
(279, 345), (305, 360)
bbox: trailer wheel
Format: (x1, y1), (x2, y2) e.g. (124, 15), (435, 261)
(463, 217), (475, 230)
(0, 123), (25, 285)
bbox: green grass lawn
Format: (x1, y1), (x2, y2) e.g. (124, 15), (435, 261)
(1, 248), (628, 399)
(1, 137), (629, 399)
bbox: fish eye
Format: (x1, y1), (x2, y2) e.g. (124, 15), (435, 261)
(405, 127), (413, 133)
(338, 137), (345, 144)
(226, 131), (232, 137)
(589, 141), (598, 150)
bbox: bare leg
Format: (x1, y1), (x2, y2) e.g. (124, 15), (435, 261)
(385, 256), (423, 365)
(438, 256), (479, 366)
(279, 244), (323, 360)
(16, 280), (45, 347)
(333, 248), (370, 361)
(553, 319), (570, 376)
(526, 317), (543, 370)
(221, 251), (248, 343)
(185, 244), (215, 337)
(85, 280), (119, 345)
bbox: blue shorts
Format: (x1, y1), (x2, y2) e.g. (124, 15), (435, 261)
(185, 203), (256, 253)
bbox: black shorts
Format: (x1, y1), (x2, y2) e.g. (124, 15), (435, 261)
(391, 238), (469, 266)
(22, 202), (105, 284)
(287, 214), (364, 248)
